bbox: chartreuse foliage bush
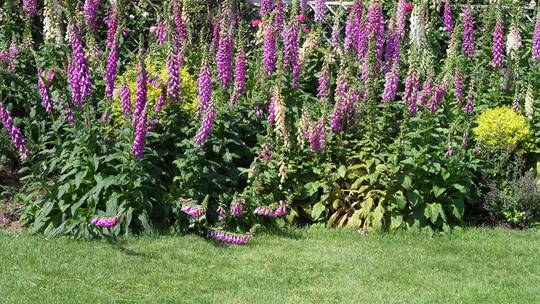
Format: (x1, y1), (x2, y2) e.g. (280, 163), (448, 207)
(112, 55), (199, 126)
(474, 106), (530, 153)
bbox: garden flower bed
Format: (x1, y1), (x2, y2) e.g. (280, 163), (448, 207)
(1, 0), (540, 241)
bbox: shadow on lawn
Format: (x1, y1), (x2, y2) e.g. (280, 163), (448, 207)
(105, 237), (157, 259)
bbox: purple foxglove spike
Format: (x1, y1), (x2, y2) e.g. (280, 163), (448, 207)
(396, 0), (407, 38)
(492, 20), (504, 69)
(194, 104), (216, 147)
(22, 0), (37, 18)
(198, 63), (212, 111)
(132, 110), (148, 159)
(37, 71), (54, 113)
(533, 16), (540, 61)
(84, 0), (100, 30)
(314, 0), (327, 22)
(443, 0), (454, 36)
(263, 21), (277, 76)
(462, 7), (475, 60)
(120, 85), (132, 118)
(216, 25), (233, 89)
(0, 104), (29, 159)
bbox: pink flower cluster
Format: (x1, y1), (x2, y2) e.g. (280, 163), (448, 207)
(230, 199), (245, 217)
(0, 43), (19, 71)
(207, 230), (252, 245)
(181, 204), (205, 218)
(91, 215), (120, 228)
(0, 104), (29, 159)
(254, 201), (287, 217)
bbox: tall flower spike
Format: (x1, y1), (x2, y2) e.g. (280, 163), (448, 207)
(133, 56), (148, 123)
(68, 25), (92, 107)
(0, 104), (29, 159)
(314, 0), (327, 22)
(275, 0), (284, 32)
(84, 0), (100, 30)
(198, 61), (212, 111)
(22, 0), (37, 18)
(525, 85), (534, 120)
(506, 26), (522, 60)
(120, 85), (132, 118)
(382, 61), (399, 103)
(37, 71), (54, 113)
(172, 1), (188, 43)
(283, 13), (300, 87)
(454, 72), (463, 105)
(104, 35), (119, 98)
(262, 20), (277, 76)
(273, 87), (290, 148)
(216, 21), (233, 89)
(443, 0), (454, 36)
(260, 0), (274, 16)
(462, 6), (474, 60)
(194, 104), (217, 147)
(492, 20), (504, 69)
(317, 60), (330, 101)
(396, 0), (407, 38)
(231, 46), (247, 107)
(167, 46), (182, 103)
(132, 110), (148, 159)
(533, 16), (540, 61)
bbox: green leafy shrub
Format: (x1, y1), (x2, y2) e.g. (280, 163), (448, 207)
(483, 170), (540, 228)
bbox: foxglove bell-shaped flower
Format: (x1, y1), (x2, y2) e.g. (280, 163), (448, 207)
(37, 71), (54, 113)
(532, 16), (540, 61)
(132, 110), (148, 159)
(263, 21), (277, 76)
(230, 48), (247, 107)
(0, 104), (29, 159)
(198, 62), (212, 111)
(314, 0), (327, 22)
(443, 0), (454, 36)
(492, 20), (504, 69)
(91, 214), (121, 228)
(462, 6), (475, 60)
(194, 104), (216, 147)
(84, 0), (100, 30)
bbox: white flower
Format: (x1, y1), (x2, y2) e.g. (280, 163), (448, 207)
(506, 26), (522, 59)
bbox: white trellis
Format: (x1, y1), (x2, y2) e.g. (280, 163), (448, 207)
(245, 1), (537, 21)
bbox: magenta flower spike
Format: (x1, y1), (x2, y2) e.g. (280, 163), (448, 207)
(132, 110), (148, 159)
(454, 72), (463, 105)
(167, 48), (182, 103)
(0, 104), (29, 159)
(492, 20), (505, 69)
(314, 0), (327, 22)
(104, 35), (119, 98)
(216, 24), (233, 89)
(533, 16), (540, 61)
(443, 0), (454, 36)
(194, 104), (217, 147)
(37, 71), (54, 113)
(198, 62), (212, 111)
(84, 0), (100, 30)
(396, 0), (407, 38)
(260, 0), (274, 16)
(262, 21), (277, 76)
(462, 6), (475, 60)
(230, 48), (247, 107)
(91, 214), (121, 229)
(22, 0), (37, 18)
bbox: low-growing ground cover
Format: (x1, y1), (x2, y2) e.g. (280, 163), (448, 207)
(1, 227), (539, 303)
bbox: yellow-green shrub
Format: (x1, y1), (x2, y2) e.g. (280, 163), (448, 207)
(111, 56), (199, 126)
(473, 106), (530, 152)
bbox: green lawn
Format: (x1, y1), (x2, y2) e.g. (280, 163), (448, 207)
(1, 228), (539, 303)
